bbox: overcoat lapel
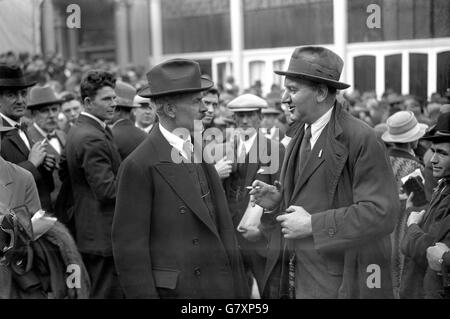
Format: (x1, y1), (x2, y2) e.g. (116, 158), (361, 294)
(0, 158), (13, 207)
(152, 126), (220, 238)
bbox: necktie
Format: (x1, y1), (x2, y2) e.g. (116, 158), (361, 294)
(47, 132), (58, 140)
(104, 126), (113, 140)
(14, 122), (28, 132)
(299, 125), (312, 172)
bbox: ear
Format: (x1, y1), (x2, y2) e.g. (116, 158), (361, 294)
(316, 84), (328, 103)
(164, 102), (176, 119)
(83, 97), (92, 110)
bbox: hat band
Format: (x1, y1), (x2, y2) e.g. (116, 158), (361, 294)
(388, 118), (418, 135)
(288, 58), (340, 81)
(148, 74), (202, 95)
(0, 78), (28, 87)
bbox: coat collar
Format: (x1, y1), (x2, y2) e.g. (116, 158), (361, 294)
(150, 125), (220, 237)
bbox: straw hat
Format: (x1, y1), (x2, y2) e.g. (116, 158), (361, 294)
(382, 111), (428, 143)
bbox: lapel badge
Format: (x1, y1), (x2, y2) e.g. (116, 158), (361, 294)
(318, 149), (323, 158)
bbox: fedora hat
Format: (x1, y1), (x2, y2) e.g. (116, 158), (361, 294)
(115, 81), (140, 108)
(27, 85), (64, 110)
(0, 63), (36, 88)
(382, 111), (428, 143)
(138, 59), (213, 98)
(227, 94), (268, 112)
(274, 46), (350, 90)
(421, 112), (450, 143)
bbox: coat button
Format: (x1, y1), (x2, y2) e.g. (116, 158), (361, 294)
(328, 228), (336, 237)
(194, 267), (201, 276)
(179, 206), (187, 214)
(192, 238), (199, 245)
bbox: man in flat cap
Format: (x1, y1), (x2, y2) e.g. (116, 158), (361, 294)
(112, 59), (249, 299)
(133, 95), (156, 134)
(110, 81), (147, 160)
(220, 93), (284, 296)
(251, 46), (400, 299)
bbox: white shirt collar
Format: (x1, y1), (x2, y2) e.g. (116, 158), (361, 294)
(238, 132), (258, 156)
(306, 106), (334, 150)
(159, 123), (191, 159)
(136, 123), (153, 134)
(81, 111), (106, 129)
(0, 112), (19, 127)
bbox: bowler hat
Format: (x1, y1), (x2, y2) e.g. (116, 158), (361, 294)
(115, 81), (140, 108)
(138, 59), (213, 98)
(274, 46), (350, 90)
(228, 94), (268, 112)
(0, 63), (36, 88)
(421, 112), (450, 143)
(382, 111), (428, 143)
(27, 85), (64, 110)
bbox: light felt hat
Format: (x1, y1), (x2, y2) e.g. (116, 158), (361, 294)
(382, 111), (428, 143)
(27, 85), (64, 110)
(115, 81), (140, 108)
(227, 94), (268, 112)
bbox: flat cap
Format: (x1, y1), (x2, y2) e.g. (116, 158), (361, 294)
(227, 94), (268, 112)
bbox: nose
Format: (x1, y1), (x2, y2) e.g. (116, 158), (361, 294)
(281, 90), (291, 104)
(431, 152), (439, 164)
(200, 102), (207, 113)
(16, 93), (26, 105)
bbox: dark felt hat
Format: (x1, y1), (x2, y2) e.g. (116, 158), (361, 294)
(274, 46), (350, 90)
(0, 63), (36, 88)
(138, 59), (213, 98)
(421, 112), (450, 143)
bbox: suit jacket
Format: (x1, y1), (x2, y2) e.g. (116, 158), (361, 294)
(27, 124), (66, 210)
(111, 119), (147, 160)
(65, 114), (121, 256)
(0, 119), (54, 212)
(112, 125), (249, 299)
(0, 156), (41, 214)
(261, 101), (399, 299)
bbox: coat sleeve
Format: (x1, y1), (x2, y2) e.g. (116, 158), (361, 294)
(79, 135), (117, 204)
(112, 157), (157, 298)
(311, 129), (400, 253)
(24, 170), (41, 215)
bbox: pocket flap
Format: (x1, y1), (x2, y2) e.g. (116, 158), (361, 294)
(152, 268), (180, 289)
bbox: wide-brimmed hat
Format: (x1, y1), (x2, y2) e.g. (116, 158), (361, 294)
(27, 85), (64, 110)
(382, 111), (428, 143)
(0, 63), (36, 88)
(138, 59), (213, 98)
(227, 94), (268, 112)
(274, 46), (350, 90)
(115, 81), (140, 108)
(421, 112), (450, 143)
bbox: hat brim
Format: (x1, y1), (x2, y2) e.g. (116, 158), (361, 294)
(230, 107), (263, 113)
(0, 79), (37, 89)
(116, 103), (141, 108)
(382, 123), (428, 143)
(274, 70), (350, 90)
(137, 77), (213, 98)
(27, 99), (64, 109)
(421, 130), (450, 143)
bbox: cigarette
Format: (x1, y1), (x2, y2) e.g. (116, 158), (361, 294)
(40, 138), (48, 146)
(246, 186), (261, 190)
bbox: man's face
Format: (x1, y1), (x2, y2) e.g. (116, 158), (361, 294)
(281, 77), (318, 124)
(174, 92), (207, 134)
(430, 142), (450, 179)
(134, 103), (156, 128)
(85, 86), (116, 122)
(404, 99), (421, 116)
(33, 104), (60, 133)
(61, 99), (82, 123)
(233, 111), (261, 136)
(201, 93), (219, 126)
(0, 88), (28, 121)
(261, 114), (277, 129)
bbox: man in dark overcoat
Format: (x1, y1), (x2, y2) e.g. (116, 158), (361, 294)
(112, 59), (249, 299)
(251, 46), (400, 299)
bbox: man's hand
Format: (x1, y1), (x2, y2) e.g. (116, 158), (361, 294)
(43, 154), (58, 171)
(427, 243), (450, 271)
(406, 209), (426, 227)
(276, 206), (312, 239)
(214, 157), (233, 179)
(28, 142), (47, 167)
(249, 180), (282, 210)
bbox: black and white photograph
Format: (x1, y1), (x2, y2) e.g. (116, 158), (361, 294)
(0, 0), (449, 307)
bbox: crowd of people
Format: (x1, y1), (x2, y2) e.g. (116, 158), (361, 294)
(0, 46), (449, 299)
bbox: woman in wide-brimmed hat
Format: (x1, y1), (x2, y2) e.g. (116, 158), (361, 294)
(382, 110), (428, 299)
